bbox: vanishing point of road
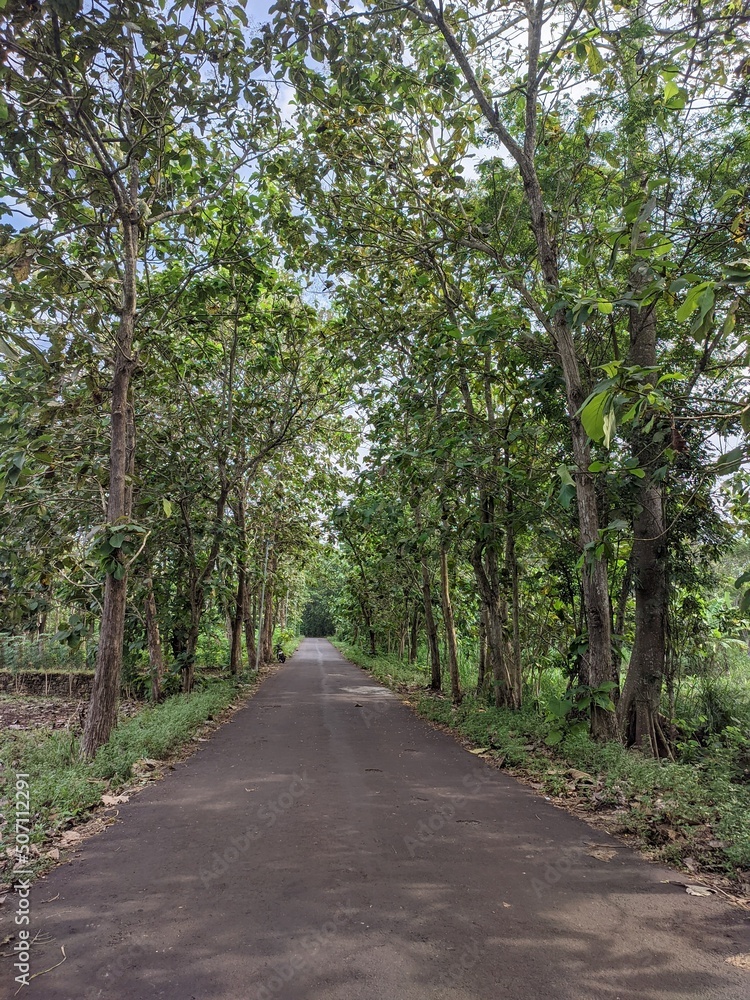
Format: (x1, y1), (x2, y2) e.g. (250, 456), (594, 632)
(4, 639), (748, 999)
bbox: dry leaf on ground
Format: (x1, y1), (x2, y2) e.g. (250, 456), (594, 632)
(101, 793), (129, 806)
(586, 847), (616, 862)
(568, 769), (594, 783)
(58, 830), (81, 847)
(725, 954), (750, 970)
(685, 884), (716, 897)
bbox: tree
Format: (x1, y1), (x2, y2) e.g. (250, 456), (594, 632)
(0, 0), (275, 752)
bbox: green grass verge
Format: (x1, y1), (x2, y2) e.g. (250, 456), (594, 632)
(0, 679), (245, 874)
(333, 640), (750, 879)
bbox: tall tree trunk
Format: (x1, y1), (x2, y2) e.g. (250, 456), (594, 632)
(426, 0), (616, 738)
(230, 572), (245, 676)
(477, 608), (488, 697)
(504, 471), (522, 699)
(180, 484), (231, 692)
(230, 496), (248, 676)
(409, 603), (419, 664)
(261, 551), (276, 663)
(421, 556), (441, 690)
(614, 554), (634, 665)
(439, 542), (461, 704)
(82, 218), (138, 757)
(243, 576), (256, 669)
(469, 494), (521, 710)
(144, 575), (164, 702)
(341, 527), (376, 656)
(617, 296), (669, 755)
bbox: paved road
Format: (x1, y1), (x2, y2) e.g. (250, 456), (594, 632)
(3, 639), (748, 999)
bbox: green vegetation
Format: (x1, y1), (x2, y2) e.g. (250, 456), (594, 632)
(335, 642), (750, 875)
(0, 0), (749, 882)
(0, 635), (92, 673)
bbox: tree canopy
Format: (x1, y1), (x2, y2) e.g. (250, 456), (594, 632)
(1, 0), (750, 773)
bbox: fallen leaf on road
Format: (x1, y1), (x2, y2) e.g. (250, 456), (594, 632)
(725, 954), (750, 969)
(586, 847), (616, 862)
(468, 747), (490, 755)
(502, 902), (511, 908)
(101, 793), (129, 806)
(58, 830), (81, 846)
(686, 884), (716, 897)
(45, 848), (60, 861)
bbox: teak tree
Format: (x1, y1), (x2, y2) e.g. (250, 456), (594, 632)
(0, 0), (271, 754)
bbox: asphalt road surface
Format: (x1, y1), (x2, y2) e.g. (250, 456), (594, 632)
(3, 638), (748, 999)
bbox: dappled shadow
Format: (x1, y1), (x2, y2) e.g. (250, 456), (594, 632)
(9, 640), (748, 1000)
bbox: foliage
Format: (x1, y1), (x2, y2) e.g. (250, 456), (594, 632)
(544, 682), (619, 747)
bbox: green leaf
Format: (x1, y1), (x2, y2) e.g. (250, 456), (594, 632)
(6, 331), (50, 370)
(558, 483), (576, 509)
(232, 3), (249, 26)
(162, 498), (173, 517)
(606, 518), (628, 531)
(651, 239), (672, 257)
(676, 281), (711, 322)
(715, 446), (744, 476)
(724, 259), (750, 285)
(557, 464), (574, 487)
(580, 392), (608, 442)
(586, 42), (605, 75)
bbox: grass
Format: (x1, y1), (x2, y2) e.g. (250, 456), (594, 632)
(0, 678), (246, 877)
(333, 640), (750, 880)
